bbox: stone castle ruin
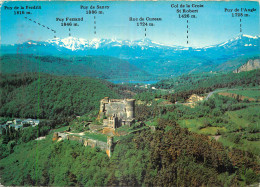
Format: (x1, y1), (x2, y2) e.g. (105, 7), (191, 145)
(52, 97), (136, 158)
(98, 97), (135, 128)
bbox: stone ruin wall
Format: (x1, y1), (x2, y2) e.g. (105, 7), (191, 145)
(53, 132), (114, 157)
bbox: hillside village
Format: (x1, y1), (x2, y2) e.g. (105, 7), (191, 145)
(0, 118), (40, 132)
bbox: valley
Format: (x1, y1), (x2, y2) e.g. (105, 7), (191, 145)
(0, 67), (259, 186)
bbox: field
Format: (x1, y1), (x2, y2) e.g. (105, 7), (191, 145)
(83, 132), (107, 142)
(218, 137), (260, 156)
(178, 118), (227, 135)
(226, 106), (260, 128)
(226, 88), (260, 100)
(174, 88), (260, 158)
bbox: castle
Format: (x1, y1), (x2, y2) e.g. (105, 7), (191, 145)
(98, 97), (135, 128)
(52, 97), (136, 158)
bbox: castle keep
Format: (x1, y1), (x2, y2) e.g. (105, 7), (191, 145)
(98, 97), (135, 128)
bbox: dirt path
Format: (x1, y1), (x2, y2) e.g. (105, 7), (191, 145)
(66, 132), (85, 136)
(211, 135), (221, 141)
(35, 136), (46, 141)
(205, 91), (215, 100)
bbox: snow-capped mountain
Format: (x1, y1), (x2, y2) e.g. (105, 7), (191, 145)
(15, 34), (258, 56)
(1, 34), (259, 58)
(45, 37), (176, 51)
(47, 37), (88, 51)
(204, 34), (259, 49)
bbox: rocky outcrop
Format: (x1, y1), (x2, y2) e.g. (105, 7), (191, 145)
(233, 59), (260, 73)
(186, 94), (204, 103)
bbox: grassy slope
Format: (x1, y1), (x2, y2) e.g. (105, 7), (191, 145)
(226, 88), (260, 100)
(178, 117), (228, 135)
(176, 90), (260, 155)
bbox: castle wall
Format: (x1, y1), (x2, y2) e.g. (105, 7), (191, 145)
(53, 132), (115, 157)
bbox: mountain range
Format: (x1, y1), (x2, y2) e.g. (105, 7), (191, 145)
(1, 34), (259, 79)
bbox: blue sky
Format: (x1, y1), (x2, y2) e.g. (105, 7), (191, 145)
(1, 1), (259, 47)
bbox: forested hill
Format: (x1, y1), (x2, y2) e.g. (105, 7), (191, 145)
(154, 69), (260, 92)
(0, 54), (152, 80)
(0, 73), (121, 120)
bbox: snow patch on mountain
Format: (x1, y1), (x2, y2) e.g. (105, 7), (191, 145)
(45, 37), (177, 51)
(198, 34), (259, 50)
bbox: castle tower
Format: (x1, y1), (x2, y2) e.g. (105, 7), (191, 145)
(98, 97), (110, 120)
(125, 99), (135, 119)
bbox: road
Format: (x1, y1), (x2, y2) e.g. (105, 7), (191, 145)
(205, 88), (241, 100)
(205, 91), (215, 100)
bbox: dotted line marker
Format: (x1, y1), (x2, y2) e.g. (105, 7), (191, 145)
(94, 16), (96, 35)
(25, 17), (56, 38)
(240, 19), (242, 33)
(187, 20), (189, 44)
